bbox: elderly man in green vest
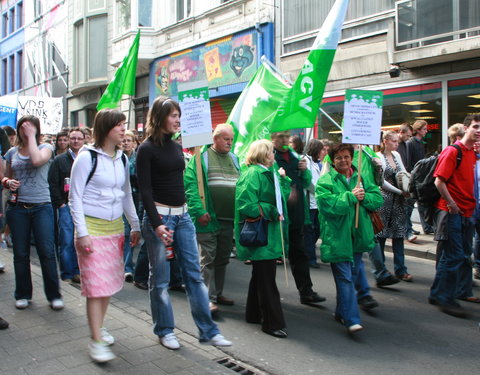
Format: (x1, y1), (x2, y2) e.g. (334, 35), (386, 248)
(185, 124), (240, 313)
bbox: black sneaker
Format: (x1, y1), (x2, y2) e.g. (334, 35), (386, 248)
(439, 303), (470, 318)
(412, 230), (421, 235)
(300, 292), (326, 304)
(0, 317), (8, 329)
(376, 275), (400, 288)
(358, 295), (379, 310)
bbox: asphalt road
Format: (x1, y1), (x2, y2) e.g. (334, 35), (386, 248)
(115, 253), (480, 375)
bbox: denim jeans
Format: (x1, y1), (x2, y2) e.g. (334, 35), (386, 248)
(352, 253), (370, 300)
(142, 212), (219, 340)
(57, 205), (79, 280)
(331, 261), (361, 327)
(473, 220), (480, 270)
(404, 202), (414, 238)
(123, 215), (135, 274)
(304, 209), (320, 265)
(378, 237), (408, 276)
(368, 241), (392, 281)
(134, 241), (149, 284)
(6, 203), (61, 301)
(430, 213), (475, 305)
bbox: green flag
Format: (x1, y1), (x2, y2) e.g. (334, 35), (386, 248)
(227, 59), (290, 163)
(97, 31), (140, 110)
(269, 0), (349, 132)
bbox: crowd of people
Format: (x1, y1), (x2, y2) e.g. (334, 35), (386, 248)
(0, 98), (479, 363)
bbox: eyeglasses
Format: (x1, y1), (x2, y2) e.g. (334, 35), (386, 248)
(334, 155), (351, 161)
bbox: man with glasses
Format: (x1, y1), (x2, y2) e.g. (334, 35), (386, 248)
(48, 128), (86, 283)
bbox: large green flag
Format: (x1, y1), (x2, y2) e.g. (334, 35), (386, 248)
(269, 0), (349, 132)
(97, 31), (140, 110)
(227, 60), (290, 163)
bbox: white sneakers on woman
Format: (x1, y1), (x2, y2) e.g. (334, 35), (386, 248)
(15, 299), (29, 309)
(100, 327), (115, 345)
(89, 328), (116, 362)
(160, 333), (180, 350)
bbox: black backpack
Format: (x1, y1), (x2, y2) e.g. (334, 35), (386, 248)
(409, 144), (462, 219)
(86, 149), (127, 185)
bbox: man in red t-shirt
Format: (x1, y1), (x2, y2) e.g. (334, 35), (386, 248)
(429, 114), (480, 318)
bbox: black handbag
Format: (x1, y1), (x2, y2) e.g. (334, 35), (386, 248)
(239, 207), (269, 247)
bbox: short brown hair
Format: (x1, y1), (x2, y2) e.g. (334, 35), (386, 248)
(399, 123), (412, 134)
(305, 139), (324, 161)
(328, 143), (354, 162)
(412, 120), (427, 135)
(464, 114), (480, 127)
(15, 115), (42, 147)
(68, 127), (84, 138)
(245, 139), (273, 166)
(92, 109), (126, 148)
(145, 96), (181, 146)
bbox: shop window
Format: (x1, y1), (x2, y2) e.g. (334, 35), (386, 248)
(319, 82), (442, 155)
(448, 77), (480, 125)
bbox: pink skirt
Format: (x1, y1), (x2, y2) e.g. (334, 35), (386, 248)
(76, 233), (125, 298)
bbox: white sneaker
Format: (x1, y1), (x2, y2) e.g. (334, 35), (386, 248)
(203, 334), (232, 347)
(50, 298), (65, 311)
(348, 324), (363, 333)
(160, 333), (180, 350)
(15, 299), (29, 309)
(0, 261), (4, 272)
(101, 327), (115, 345)
(89, 341), (116, 362)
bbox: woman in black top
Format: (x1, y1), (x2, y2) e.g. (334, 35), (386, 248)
(136, 96), (231, 350)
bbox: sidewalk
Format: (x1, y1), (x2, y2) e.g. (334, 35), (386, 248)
(383, 223), (438, 261)
(0, 249), (246, 375)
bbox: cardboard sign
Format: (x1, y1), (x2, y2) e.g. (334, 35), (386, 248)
(342, 89), (383, 145)
(17, 96), (63, 134)
(178, 86), (213, 148)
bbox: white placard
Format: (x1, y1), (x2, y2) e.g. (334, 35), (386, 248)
(17, 96), (63, 134)
(342, 89), (383, 145)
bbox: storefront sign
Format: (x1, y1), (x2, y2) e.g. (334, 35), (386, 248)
(342, 89), (383, 145)
(153, 30), (257, 98)
(178, 86), (213, 148)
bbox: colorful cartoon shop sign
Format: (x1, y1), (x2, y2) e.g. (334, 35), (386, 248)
(153, 30), (257, 98)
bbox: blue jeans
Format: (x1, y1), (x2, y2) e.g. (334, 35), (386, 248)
(378, 237), (408, 276)
(430, 214), (474, 305)
(142, 212), (219, 341)
(304, 209), (320, 265)
(331, 260), (361, 327)
(473, 220), (480, 270)
(123, 215), (135, 274)
(404, 202), (414, 238)
(57, 205), (79, 280)
(353, 253), (370, 300)
(6, 203), (61, 301)
(134, 241), (149, 284)
(368, 241), (392, 281)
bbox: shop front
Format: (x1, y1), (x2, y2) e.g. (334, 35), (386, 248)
(149, 23), (274, 128)
(319, 74), (480, 155)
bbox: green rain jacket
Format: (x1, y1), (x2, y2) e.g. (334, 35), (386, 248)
(234, 164), (291, 261)
(316, 165), (383, 263)
(184, 148), (240, 233)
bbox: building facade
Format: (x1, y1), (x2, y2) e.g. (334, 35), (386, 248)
(278, 0), (480, 153)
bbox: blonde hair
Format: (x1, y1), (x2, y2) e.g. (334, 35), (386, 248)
(245, 139), (273, 166)
(124, 129), (137, 143)
(447, 123), (465, 144)
(380, 130), (399, 152)
(213, 123), (233, 138)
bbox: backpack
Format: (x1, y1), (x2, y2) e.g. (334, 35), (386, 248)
(86, 149), (127, 185)
(409, 144), (462, 223)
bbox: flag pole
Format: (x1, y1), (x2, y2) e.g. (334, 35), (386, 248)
(355, 145), (363, 228)
(194, 146), (206, 209)
(279, 219), (289, 287)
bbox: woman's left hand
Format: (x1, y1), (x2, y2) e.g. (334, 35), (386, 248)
(130, 231), (141, 247)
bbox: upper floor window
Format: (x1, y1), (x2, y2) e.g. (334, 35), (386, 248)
(115, 0), (153, 36)
(177, 0), (191, 22)
(396, 0), (480, 47)
(282, 0), (396, 54)
(1, 1), (24, 39)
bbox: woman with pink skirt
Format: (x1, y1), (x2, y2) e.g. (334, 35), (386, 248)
(69, 109), (140, 362)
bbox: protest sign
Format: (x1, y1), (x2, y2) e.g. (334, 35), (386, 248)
(17, 96), (63, 134)
(0, 95), (18, 128)
(342, 89), (383, 145)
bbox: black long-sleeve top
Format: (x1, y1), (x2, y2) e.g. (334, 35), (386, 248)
(48, 151), (74, 208)
(406, 136), (426, 172)
(136, 135), (185, 229)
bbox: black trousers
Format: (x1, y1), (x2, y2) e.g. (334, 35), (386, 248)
(246, 259), (286, 332)
(288, 225), (314, 296)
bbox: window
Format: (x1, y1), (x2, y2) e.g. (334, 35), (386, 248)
(448, 77), (480, 125)
(283, 0), (396, 54)
(1, 58), (7, 95)
(88, 16), (107, 79)
(177, 0), (191, 21)
(16, 50), (22, 91)
(397, 0), (480, 47)
(16, 1), (23, 29)
(115, 0), (131, 35)
(74, 21), (85, 83)
(2, 13), (7, 38)
(138, 0), (152, 27)
(8, 54), (15, 93)
(8, 7), (15, 34)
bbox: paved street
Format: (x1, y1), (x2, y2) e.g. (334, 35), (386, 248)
(1, 226), (479, 375)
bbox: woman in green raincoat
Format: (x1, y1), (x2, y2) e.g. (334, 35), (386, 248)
(234, 139), (290, 339)
(316, 143), (383, 334)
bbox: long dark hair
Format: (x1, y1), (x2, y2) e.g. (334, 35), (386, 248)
(145, 96), (181, 146)
(15, 115), (42, 147)
(92, 109), (126, 149)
